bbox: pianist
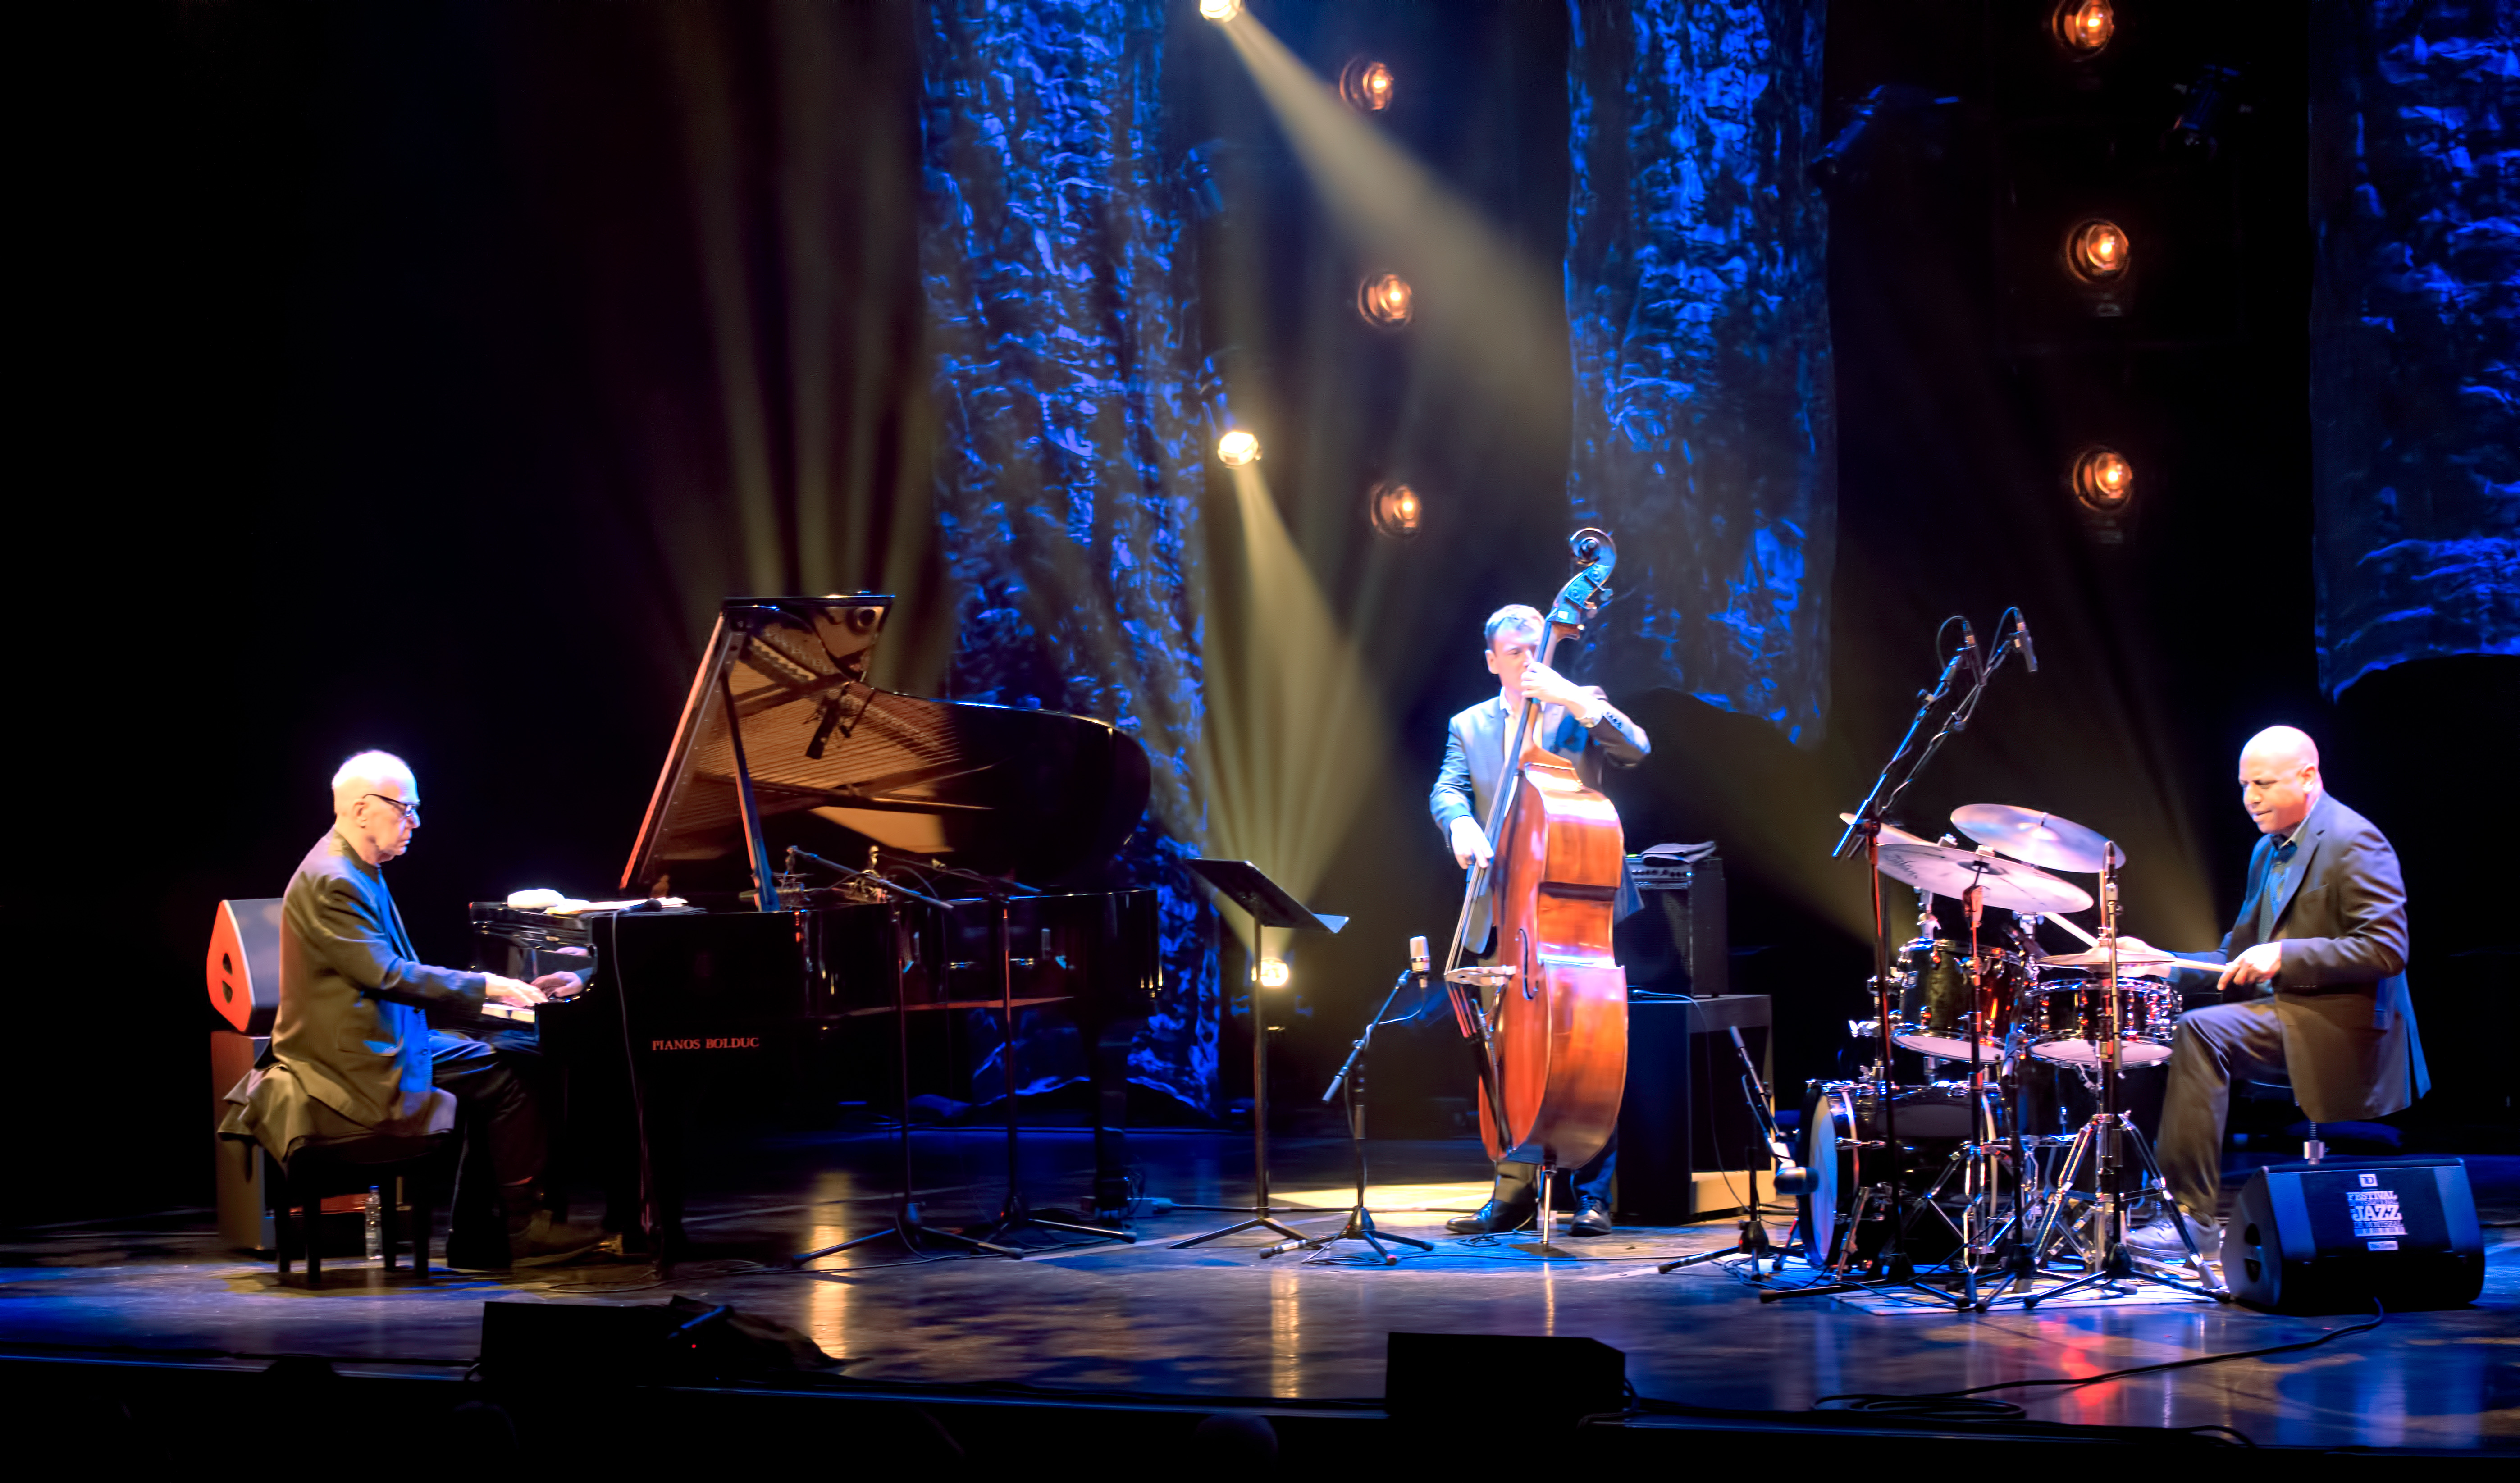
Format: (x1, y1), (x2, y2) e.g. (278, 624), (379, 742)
(219, 750), (601, 1270)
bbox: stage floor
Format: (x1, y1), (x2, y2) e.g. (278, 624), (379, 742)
(6, 1129), (2514, 1451)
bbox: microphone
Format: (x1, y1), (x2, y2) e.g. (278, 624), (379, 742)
(1408, 934), (1431, 987)
(2012, 612), (2039, 674)
(1959, 618), (1986, 680)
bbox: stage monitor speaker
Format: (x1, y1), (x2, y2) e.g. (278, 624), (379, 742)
(207, 897), (284, 1035)
(1385, 1333), (1624, 1430)
(2221, 1157), (2484, 1314)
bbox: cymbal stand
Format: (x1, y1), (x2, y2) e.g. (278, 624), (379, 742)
(1269, 940), (1436, 1265)
(1989, 844), (2220, 1307)
(787, 852), (1018, 1265)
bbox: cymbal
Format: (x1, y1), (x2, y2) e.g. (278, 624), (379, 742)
(1837, 812), (1934, 849)
(1950, 803), (2121, 874)
(2036, 945), (2189, 971)
(1873, 840), (2095, 915)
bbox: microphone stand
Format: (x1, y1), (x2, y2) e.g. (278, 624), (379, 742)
(1269, 940), (1437, 1265)
(785, 849), (1021, 1264)
(1778, 620), (2012, 1304)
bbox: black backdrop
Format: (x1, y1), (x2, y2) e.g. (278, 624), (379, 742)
(17, 1), (2511, 1227)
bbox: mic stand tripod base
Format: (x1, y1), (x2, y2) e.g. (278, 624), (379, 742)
(794, 1200), (1019, 1265)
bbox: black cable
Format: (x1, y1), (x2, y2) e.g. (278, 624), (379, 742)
(1815, 1300), (2385, 1419)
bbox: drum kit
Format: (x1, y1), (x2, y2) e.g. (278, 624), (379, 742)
(1788, 802), (2221, 1308)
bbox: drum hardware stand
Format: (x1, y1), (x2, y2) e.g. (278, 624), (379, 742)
(1989, 846), (2223, 1307)
(1172, 860), (1348, 1251)
(1661, 1024), (1794, 1275)
(787, 852), (1020, 1265)
(1268, 939), (1435, 1265)
(1798, 616), (2014, 1304)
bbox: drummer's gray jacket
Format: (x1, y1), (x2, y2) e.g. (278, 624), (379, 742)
(2169, 790), (2428, 1123)
(1430, 691), (1648, 954)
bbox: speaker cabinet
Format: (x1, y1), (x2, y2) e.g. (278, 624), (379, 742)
(1614, 994), (1771, 1222)
(2222, 1157), (2485, 1314)
(207, 897), (284, 1035)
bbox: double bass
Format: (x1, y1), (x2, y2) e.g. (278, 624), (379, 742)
(1441, 530), (1628, 1206)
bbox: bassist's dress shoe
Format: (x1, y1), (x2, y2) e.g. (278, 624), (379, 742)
(1568, 1195), (1613, 1237)
(1445, 1199), (1534, 1236)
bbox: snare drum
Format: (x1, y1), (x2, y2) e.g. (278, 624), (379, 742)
(2026, 975), (2179, 1067)
(1891, 939), (2032, 1061)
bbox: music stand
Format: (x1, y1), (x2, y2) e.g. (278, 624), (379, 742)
(1170, 859), (1347, 1250)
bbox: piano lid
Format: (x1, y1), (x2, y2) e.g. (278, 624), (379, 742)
(623, 597), (1151, 893)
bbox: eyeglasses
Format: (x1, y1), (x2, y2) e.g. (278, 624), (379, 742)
(364, 793), (421, 823)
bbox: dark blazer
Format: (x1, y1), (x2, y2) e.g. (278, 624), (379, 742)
(2175, 791), (2429, 1123)
(223, 829), (483, 1158)
(1430, 691), (1648, 949)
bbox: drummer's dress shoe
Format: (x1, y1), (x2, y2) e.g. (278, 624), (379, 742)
(1445, 1199), (1534, 1236)
(2124, 1206), (2217, 1263)
(1568, 1195), (1613, 1238)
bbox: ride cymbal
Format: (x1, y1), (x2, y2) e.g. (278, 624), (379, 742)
(1949, 803), (2119, 873)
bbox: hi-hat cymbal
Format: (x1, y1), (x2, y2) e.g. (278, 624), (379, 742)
(1837, 812), (1933, 848)
(1873, 840), (2095, 915)
(1950, 803), (2121, 874)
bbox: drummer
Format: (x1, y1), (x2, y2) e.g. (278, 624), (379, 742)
(2115, 726), (2427, 1260)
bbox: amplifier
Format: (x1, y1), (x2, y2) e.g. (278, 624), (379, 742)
(1615, 853), (1726, 996)
(2222, 1157), (2485, 1314)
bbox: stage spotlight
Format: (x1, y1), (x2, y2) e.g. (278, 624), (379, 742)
(1338, 58), (1396, 113)
(1368, 480), (1424, 539)
(2064, 219), (2130, 283)
(1198, 0), (1241, 22)
(2070, 446), (2134, 512)
(2051, 0), (2114, 55)
(1258, 956), (1292, 988)
(1356, 272), (1414, 328)
(1217, 429), (1261, 466)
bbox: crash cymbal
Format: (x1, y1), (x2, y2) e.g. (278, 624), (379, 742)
(1873, 840), (2095, 915)
(1838, 812), (1934, 848)
(1950, 803), (2121, 874)
(2035, 944), (2189, 971)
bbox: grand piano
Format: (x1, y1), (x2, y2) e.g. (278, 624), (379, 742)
(470, 596), (1163, 1248)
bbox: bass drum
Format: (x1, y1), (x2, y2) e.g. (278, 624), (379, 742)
(1795, 1080), (1977, 1271)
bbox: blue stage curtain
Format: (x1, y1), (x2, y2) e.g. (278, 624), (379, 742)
(1564, 0), (1835, 742)
(2310, 1), (2520, 696)
(919, 0), (1223, 1111)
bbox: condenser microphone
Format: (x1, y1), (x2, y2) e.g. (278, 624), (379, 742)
(1408, 935), (1431, 987)
(1959, 619), (1986, 680)
(2012, 612), (2039, 674)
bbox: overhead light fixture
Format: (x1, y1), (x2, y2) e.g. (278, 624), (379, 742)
(1217, 429), (1261, 466)
(1198, 0), (1242, 22)
(1258, 956), (1292, 988)
(2070, 446), (2134, 512)
(2051, 0), (2114, 55)
(2064, 219), (2130, 283)
(1355, 272), (1414, 328)
(1338, 58), (1395, 113)
(1368, 480), (1424, 539)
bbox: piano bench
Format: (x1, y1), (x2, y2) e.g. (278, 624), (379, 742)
(272, 1141), (449, 1289)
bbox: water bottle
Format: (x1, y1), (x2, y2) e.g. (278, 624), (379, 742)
(363, 1185), (383, 1261)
